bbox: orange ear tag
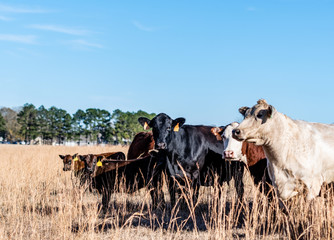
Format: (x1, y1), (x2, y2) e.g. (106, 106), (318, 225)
(96, 161), (103, 167)
(73, 157), (78, 162)
(174, 123), (180, 132)
(144, 122), (149, 130)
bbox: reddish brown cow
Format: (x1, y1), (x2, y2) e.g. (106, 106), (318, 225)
(212, 123), (273, 197)
(127, 131), (154, 160)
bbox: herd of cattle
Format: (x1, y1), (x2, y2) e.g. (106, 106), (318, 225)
(59, 99), (334, 214)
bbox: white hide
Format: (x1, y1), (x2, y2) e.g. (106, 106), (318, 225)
(238, 105), (334, 200)
(222, 122), (247, 164)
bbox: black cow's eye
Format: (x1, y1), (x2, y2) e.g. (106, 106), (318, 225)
(257, 113), (263, 118)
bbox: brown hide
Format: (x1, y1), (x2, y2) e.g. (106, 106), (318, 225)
(97, 152), (126, 160)
(241, 142), (270, 187)
(73, 159), (85, 172)
(93, 157), (146, 177)
(241, 142), (266, 167)
(127, 132), (154, 160)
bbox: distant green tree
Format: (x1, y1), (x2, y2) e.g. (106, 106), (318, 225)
(36, 105), (52, 144)
(83, 108), (112, 144)
(93, 109), (112, 144)
(112, 109), (155, 144)
(0, 113), (6, 139)
(0, 107), (21, 142)
(48, 106), (72, 144)
(72, 109), (86, 145)
(17, 104), (38, 142)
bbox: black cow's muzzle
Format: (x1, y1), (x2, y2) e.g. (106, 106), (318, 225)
(156, 142), (167, 150)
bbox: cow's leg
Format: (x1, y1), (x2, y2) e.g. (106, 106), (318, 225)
(150, 174), (166, 210)
(305, 178), (322, 200)
(234, 162), (245, 203)
(101, 189), (111, 214)
(168, 177), (177, 209)
(149, 155), (166, 210)
(192, 177), (200, 206)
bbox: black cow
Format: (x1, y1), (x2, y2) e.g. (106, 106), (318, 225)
(138, 113), (245, 207)
(83, 151), (166, 214)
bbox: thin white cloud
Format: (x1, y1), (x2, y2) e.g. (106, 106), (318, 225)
(133, 21), (156, 32)
(0, 15), (12, 21)
(0, 34), (37, 44)
(0, 4), (47, 13)
(68, 39), (103, 49)
(29, 24), (89, 35)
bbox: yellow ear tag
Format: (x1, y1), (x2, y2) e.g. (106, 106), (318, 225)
(174, 123), (180, 132)
(73, 157), (78, 162)
(144, 122), (149, 130)
(97, 161), (103, 167)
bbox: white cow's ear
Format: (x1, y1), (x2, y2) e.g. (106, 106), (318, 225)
(239, 107), (249, 116)
(267, 105), (275, 118)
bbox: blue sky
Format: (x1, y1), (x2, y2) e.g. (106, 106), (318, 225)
(0, 1), (333, 126)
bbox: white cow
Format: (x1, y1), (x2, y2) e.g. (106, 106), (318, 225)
(233, 99), (334, 200)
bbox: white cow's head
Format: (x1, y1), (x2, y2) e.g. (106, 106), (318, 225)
(233, 99), (276, 146)
(211, 122), (244, 163)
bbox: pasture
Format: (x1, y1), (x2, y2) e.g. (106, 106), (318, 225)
(0, 145), (333, 239)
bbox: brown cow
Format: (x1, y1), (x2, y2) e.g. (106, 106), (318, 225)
(81, 151), (166, 213)
(59, 153), (78, 171)
(127, 131), (154, 160)
(79, 151), (126, 174)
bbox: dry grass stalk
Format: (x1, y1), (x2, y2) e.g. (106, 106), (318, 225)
(0, 145), (333, 239)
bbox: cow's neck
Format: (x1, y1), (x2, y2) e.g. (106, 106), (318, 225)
(262, 111), (297, 167)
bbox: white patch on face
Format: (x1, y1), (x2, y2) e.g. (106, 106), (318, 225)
(222, 122), (243, 161)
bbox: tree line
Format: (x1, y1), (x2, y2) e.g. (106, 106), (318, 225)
(0, 104), (155, 145)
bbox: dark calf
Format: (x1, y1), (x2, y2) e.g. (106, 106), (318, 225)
(84, 151), (166, 213)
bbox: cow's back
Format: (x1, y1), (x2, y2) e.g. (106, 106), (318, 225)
(127, 132), (154, 160)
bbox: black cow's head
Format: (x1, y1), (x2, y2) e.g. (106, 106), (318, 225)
(138, 113), (185, 150)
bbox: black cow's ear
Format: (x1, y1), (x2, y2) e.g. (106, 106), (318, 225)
(239, 107), (249, 116)
(59, 155), (65, 159)
(172, 118), (186, 132)
(79, 155), (85, 161)
(138, 117), (151, 130)
(210, 126), (225, 141)
(218, 126), (226, 135)
(73, 153), (78, 158)
(267, 105), (275, 118)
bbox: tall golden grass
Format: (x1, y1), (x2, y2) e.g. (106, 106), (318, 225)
(0, 145), (333, 239)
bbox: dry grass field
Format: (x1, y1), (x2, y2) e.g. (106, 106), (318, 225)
(0, 145), (333, 239)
